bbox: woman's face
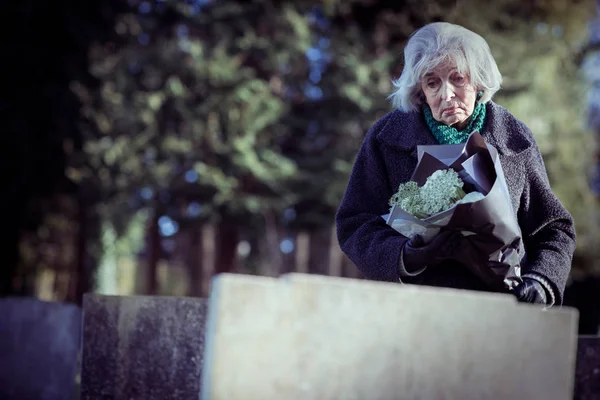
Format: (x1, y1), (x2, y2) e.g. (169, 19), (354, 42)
(421, 61), (478, 129)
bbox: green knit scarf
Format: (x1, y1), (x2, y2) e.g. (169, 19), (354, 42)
(423, 101), (486, 145)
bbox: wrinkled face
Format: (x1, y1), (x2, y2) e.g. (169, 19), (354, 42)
(421, 61), (478, 129)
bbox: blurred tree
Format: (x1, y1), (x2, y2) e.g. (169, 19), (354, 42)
(71, 0), (338, 290)
(0, 0), (127, 299)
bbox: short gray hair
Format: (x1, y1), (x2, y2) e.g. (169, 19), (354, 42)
(389, 22), (502, 112)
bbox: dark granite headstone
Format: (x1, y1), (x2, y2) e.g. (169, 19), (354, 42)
(0, 297), (82, 400)
(574, 336), (600, 400)
(80, 294), (208, 400)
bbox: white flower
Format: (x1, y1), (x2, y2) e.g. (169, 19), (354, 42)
(389, 181), (420, 206)
(389, 181), (427, 218)
(388, 168), (468, 218)
(419, 169), (466, 215)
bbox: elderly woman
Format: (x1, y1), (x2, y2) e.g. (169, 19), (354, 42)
(335, 22), (576, 307)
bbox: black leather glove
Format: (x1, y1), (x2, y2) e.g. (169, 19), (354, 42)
(513, 278), (547, 305)
(402, 230), (463, 272)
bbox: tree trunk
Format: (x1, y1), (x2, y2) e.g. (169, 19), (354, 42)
(147, 210), (161, 295)
(264, 210), (287, 275)
(53, 269), (62, 299)
(67, 193), (91, 305)
(187, 225), (204, 297)
(1, 210), (23, 296)
(294, 231), (310, 274)
(214, 211), (238, 275)
(201, 224), (216, 296)
(327, 226), (343, 277)
(280, 231), (297, 275)
(307, 225), (331, 275)
(342, 255), (362, 279)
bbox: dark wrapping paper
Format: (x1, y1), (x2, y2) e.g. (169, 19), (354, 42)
(384, 131), (522, 290)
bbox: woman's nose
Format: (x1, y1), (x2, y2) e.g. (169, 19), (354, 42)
(441, 82), (455, 101)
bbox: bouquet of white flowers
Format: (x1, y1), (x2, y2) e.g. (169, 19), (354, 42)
(389, 168), (485, 218)
(381, 131), (522, 290)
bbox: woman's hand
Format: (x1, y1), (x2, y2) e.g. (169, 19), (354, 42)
(402, 230), (463, 272)
(513, 278), (547, 304)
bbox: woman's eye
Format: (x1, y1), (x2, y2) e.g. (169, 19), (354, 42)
(453, 75), (465, 85)
(427, 80), (438, 88)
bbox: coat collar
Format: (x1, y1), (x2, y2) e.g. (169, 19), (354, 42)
(375, 102), (533, 157)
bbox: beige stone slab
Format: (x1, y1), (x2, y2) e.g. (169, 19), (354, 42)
(201, 273), (579, 400)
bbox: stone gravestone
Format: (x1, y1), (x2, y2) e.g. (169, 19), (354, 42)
(79, 294), (208, 400)
(0, 297), (82, 400)
(574, 336), (600, 400)
(201, 273), (579, 400)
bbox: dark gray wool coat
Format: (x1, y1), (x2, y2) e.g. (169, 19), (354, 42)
(335, 101), (576, 304)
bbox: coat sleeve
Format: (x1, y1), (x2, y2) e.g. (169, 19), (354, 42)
(517, 134), (576, 305)
(335, 115), (425, 282)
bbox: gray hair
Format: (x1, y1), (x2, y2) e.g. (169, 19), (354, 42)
(389, 22), (502, 112)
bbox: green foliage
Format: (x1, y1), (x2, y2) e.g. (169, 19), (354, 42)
(71, 1), (324, 224)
